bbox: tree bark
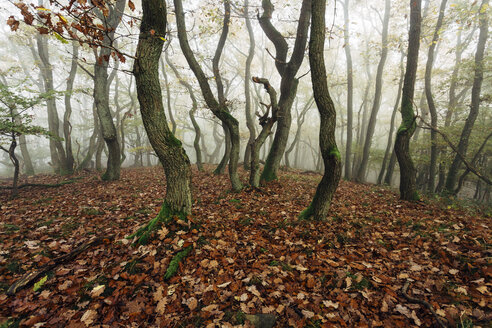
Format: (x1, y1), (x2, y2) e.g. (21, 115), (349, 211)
(63, 40), (79, 175)
(395, 0), (421, 201)
(93, 0), (126, 181)
(445, 0), (489, 193)
(133, 0), (192, 216)
(258, 0), (311, 183)
(285, 97), (313, 168)
(243, 0), (256, 171)
(174, 0), (242, 191)
(356, 0), (390, 182)
(36, 34), (68, 174)
(299, 0), (341, 220)
(424, 0), (447, 192)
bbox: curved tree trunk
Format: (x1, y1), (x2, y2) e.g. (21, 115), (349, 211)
(300, 0), (341, 220)
(133, 0), (192, 217)
(243, 0), (256, 171)
(174, 0), (242, 191)
(356, 0), (390, 182)
(395, 0), (421, 201)
(445, 0), (489, 193)
(214, 124), (231, 175)
(161, 59), (176, 135)
(63, 40), (79, 175)
(285, 97), (313, 168)
(425, 0), (448, 192)
(258, 0), (311, 183)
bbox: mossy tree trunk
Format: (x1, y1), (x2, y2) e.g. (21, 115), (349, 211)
(445, 0), (489, 193)
(300, 0), (341, 220)
(133, 0), (192, 236)
(258, 0), (311, 183)
(174, 0), (242, 191)
(395, 0), (421, 201)
(63, 40), (78, 175)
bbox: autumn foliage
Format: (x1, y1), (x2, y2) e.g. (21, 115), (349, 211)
(0, 166), (490, 327)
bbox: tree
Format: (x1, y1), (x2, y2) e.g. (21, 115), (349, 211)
(243, 0), (256, 171)
(131, 0), (192, 244)
(342, 0), (353, 180)
(174, 0), (243, 191)
(395, 0), (422, 201)
(93, 0), (126, 181)
(258, 0), (311, 183)
(445, 0), (489, 193)
(0, 84), (52, 197)
(355, 0), (391, 182)
(424, 0), (448, 192)
(299, 0), (341, 220)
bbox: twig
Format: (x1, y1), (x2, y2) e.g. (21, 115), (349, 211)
(7, 235), (114, 295)
(417, 115), (492, 186)
(401, 280), (448, 328)
(0, 178), (81, 190)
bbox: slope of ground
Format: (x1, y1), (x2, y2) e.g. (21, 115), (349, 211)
(0, 166), (490, 327)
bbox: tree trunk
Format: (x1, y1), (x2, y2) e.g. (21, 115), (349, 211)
(300, 0), (341, 220)
(79, 103), (99, 170)
(343, 0), (353, 180)
(395, 0), (421, 201)
(378, 50), (404, 185)
(285, 97), (313, 168)
(93, 0), (126, 181)
(258, 0), (311, 183)
(63, 40), (79, 175)
(132, 0), (192, 245)
(425, 0), (448, 192)
(36, 34), (68, 174)
(445, 0), (489, 193)
(174, 0), (242, 191)
(214, 124), (231, 175)
(243, 0), (256, 171)
(356, 0), (390, 182)
(161, 58), (177, 135)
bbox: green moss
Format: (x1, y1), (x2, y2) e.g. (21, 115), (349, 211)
(127, 202), (186, 245)
(260, 164), (277, 182)
(328, 146), (341, 160)
(164, 246), (192, 280)
(168, 134), (182, 147)
(298, 204), (315, 220)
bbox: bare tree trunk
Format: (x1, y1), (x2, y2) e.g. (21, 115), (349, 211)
(93, 0), (126, 181)
(300, 0), (341, 220)
(425, 0), (448, 192)
(285, 97), (313, 168)
(174, 0), (242, 191)
(445, 0), (489, 193)
(243, 0), (256, 170)
(258, 0), (311, 183)
(378, 50), (404, 185)
(161, 59), (176, 135)
(63, 40), (79, 175)
(395, 0), (421, 201)
(356, 0), (390, 182)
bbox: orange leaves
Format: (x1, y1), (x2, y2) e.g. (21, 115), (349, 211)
(7, 16), (19, 31)
(128, 0), (135, 11)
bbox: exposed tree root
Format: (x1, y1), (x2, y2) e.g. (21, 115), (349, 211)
(7, 235), (112, 296)
(164, 246), (192, 280)
(401, 280), (448, 328)
(127, 203), (185, 245)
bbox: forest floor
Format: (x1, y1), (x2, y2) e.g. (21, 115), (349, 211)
(0, 165), (490, 328)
